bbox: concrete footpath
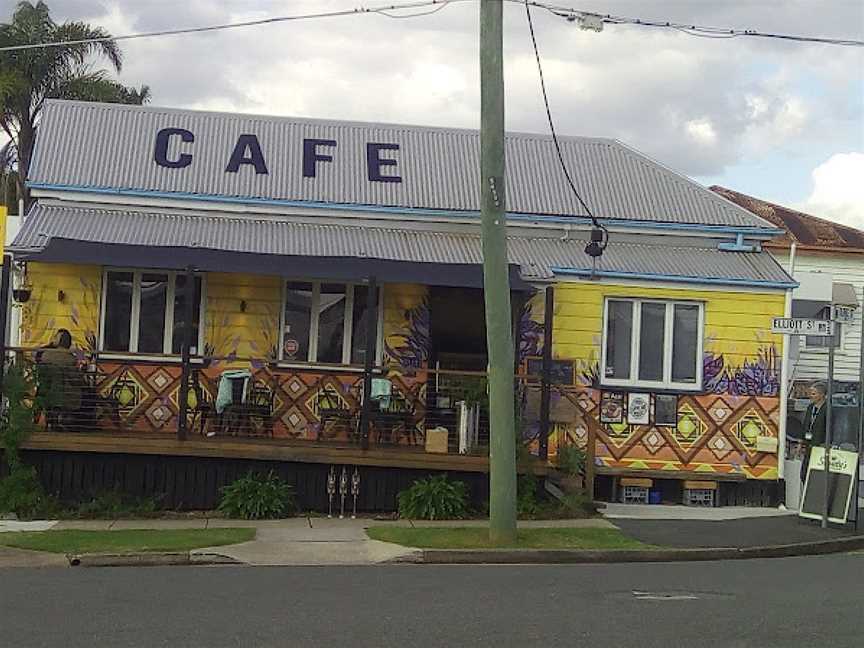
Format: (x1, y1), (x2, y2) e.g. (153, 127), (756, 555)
(0, 507), (862, 567)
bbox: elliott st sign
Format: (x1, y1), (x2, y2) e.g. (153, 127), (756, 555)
(771, 318), (835, 336)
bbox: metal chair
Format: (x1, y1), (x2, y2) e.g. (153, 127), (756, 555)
(316, 383), (358, 442)
(369, 384), (417, 446)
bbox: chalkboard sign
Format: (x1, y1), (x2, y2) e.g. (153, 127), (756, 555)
(799, 447), (858, 524)
(526, 357), (576, 385)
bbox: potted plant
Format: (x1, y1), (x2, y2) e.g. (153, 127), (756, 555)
(554, 444), (586, 493)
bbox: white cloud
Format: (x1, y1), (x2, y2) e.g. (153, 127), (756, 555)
(0, 0), (861, 193)
(799, 153), (864, 229)
(685, 118), (718, 146)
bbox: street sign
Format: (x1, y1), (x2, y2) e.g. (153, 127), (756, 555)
(771, 318), (835, 336)
(832, 305), (856, 323)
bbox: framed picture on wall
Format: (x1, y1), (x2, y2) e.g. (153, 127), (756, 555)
(654, 394), (678, 427)
(525, 357), (576, 386)
(627, 393), (650, 425)
(600, 392), (624, 424)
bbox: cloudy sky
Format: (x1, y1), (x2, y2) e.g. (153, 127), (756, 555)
(4, 0), (863, 226)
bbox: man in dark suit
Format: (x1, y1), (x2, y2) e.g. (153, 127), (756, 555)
(800, 381), (828, 484)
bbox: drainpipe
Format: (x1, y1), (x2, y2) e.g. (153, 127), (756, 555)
(778, 243), (797, 487)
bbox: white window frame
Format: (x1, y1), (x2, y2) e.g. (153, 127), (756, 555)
(98, 268), (206, 356)
(601, 297), (705, 391)
(278, 280), (383, 366)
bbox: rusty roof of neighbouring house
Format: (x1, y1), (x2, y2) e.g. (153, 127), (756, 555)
(710, 185), (864, 253)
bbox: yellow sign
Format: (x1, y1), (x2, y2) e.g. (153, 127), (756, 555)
(0, 206), (6, 256)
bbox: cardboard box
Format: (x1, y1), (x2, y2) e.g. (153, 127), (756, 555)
(756, 436), (779, 453)
(620, 477), (653, 488)
(425, 427), (449, 454)
(684, 480), (717, 491)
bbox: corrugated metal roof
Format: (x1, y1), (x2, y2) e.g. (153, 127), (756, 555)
(28, 100), (772, 229)
(12, 204), (793, 286)
(711, 186), (864, 252)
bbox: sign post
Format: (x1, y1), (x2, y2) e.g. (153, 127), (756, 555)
(858, 287), (864, 531)
(825, 337), (835, 529)
(772, 316), (836, 528)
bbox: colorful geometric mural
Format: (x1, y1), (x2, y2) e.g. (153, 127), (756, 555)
(548, 387), (780, 479)
(86, 360), (429, 445)
(547, 282), (786, 481)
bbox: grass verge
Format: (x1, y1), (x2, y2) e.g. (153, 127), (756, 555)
(0, 528), (255, 554)
(367, 526), (652, 550)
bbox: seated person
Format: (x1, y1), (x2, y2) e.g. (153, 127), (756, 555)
(37, 329), (83, 430)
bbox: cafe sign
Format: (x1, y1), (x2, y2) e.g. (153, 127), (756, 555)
(153, 128), (403, 183)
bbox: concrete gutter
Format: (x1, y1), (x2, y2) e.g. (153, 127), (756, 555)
(67, 552), (241, 567)
(392, 534), (864, 565)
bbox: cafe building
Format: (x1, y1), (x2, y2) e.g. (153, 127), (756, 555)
(7, 100), (796, 509)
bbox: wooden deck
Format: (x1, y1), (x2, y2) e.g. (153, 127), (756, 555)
(20, 432), (549, 475)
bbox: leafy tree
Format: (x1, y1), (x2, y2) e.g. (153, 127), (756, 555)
(0, 1), (151, 207)
(0, 141), (18, 212)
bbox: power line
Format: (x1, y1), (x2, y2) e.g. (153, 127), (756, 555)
(530, 1), (864, 47)
(523, 0), (608, 253)
(0, 0), (469, 53)
(0, 0), (860, 52)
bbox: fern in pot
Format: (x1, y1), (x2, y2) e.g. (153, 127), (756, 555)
(555, 445), (586, 493)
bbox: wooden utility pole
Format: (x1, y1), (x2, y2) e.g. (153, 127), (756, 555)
(480, 0), (517, 544)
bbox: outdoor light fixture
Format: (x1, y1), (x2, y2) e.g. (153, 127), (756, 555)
(57, 290), (66, 303)
(12, 262), (32, 303)
(240, 300), (247, 313)
(12, 287), (31, 304)
(584, 226), (607, 258)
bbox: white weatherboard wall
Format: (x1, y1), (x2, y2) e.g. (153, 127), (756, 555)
(774, 250), (864, 383)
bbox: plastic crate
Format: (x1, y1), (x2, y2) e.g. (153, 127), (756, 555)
(685, 488), (715, 507)
(622, 485), (649, 504)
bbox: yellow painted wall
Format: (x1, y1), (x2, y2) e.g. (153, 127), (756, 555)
(19, 265), (429, 365)
(553, 282), (785, 372)
(204, 273), (282, 360)
(20, 263), (101, 350)
(383, 283), (429, 368)
(547, 280), (787, 481)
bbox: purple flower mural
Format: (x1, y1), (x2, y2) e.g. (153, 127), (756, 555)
(580, 362), (601, 389)
(384, 296), (431, 369)
(517, 301), (544, 363)
(703, 346), (780, 397)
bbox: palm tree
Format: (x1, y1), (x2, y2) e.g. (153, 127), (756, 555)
(0, 140), (18, 212)
(0, 1), (151, 208)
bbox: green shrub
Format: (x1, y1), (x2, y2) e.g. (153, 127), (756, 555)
(0, 465), (54, 519)
(517, 473), (540, 517)
(218, 471), (295, 519)
(76, 491), (160, 519)
(557, 492), (596, 517)
(397, 474), (468, 520)
(556, 445), (586, 477)
(0, 366), (55, 519)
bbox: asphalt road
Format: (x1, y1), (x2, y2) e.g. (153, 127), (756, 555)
(613, 512), (864, 548)
(1, 555), (863, 648)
